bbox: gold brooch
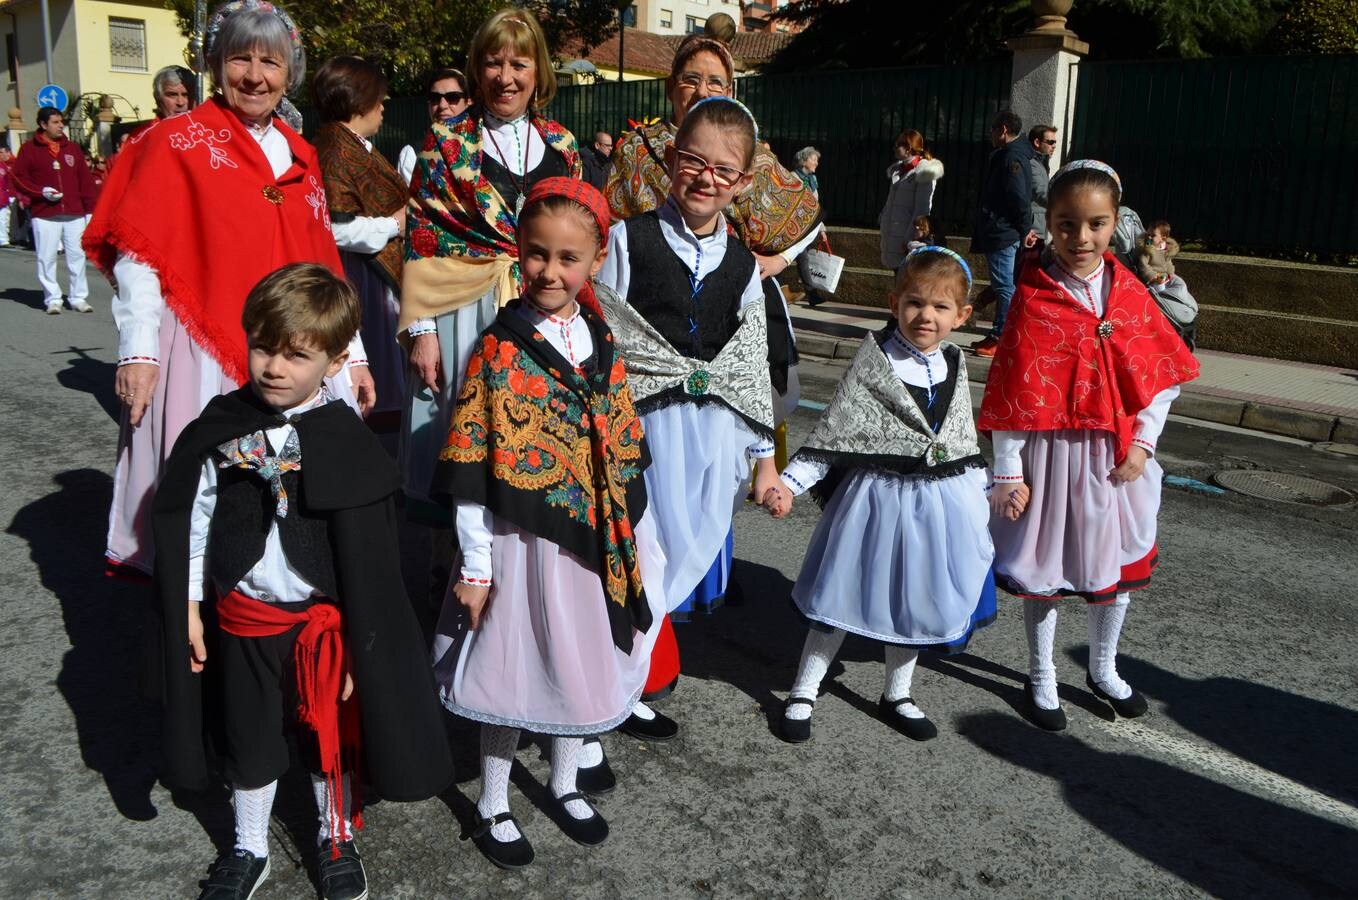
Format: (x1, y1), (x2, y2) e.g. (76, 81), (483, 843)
(1097, 321), (1114, 339)
(261, 185), (285, 205)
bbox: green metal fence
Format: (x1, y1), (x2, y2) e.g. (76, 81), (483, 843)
(309, 61), (1012, 237)
(1068, 55), (1358, 257)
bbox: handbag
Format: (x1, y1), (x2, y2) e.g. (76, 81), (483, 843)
(799, 231), (845, 294)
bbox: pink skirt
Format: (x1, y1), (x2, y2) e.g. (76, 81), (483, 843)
(431, 514), (667, 735)
(105, 307), (359, 577)
(990, 429), (1161, 603)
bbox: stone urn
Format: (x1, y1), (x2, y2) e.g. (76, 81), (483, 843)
(1031, 0), (1075, 33)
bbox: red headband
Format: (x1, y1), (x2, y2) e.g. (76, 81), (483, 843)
(523, 177), (612, 244)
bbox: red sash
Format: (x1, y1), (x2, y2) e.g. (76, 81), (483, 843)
(977, 253), (1199, 463)
(83, 97), (342, 385)
(217, 590), (361, 854)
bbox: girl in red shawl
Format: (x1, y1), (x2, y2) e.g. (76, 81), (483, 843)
(978, 160), (1199, 732)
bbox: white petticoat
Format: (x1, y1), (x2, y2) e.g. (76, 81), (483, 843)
(793, 467), (994, 644)
(637, 401), (759, 611)
(431, 513), (667, 735)
(990, 429), (1161, 596)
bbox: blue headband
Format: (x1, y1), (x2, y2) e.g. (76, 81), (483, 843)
(905, 245), (973, 290)
(686, 95), (760, 144)
(1051, 158), (1122, 192)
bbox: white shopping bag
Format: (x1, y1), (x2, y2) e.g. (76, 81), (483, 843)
(800, 234), (845, 294)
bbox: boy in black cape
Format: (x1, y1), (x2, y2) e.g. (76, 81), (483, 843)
(147, 263), (452, 900)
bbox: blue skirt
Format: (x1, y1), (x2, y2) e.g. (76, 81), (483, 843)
(808, 567), (997, 655)
(670, 529), (734, 621)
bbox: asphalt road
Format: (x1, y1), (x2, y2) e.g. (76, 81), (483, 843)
(1, 248), (1355, 899)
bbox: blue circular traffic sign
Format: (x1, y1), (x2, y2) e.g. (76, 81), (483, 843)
(36, 84), (69, 111)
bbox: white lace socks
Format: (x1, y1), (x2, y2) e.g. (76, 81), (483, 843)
(550, 737), (593, 820)
(477, 725), (521, 842)
(232, 781), (277, 858)
(1024, 600), (1061, 710)
(310, 772), (353, 845)
(883, 645), (925, 718)
(786, 627), (847, 721)
(1088, 592), (1133, 700)
(579, 736), (605, 769)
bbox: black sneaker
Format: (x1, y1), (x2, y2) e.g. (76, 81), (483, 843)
(318, 839), (368, 900)
(200, 849), (270, 900)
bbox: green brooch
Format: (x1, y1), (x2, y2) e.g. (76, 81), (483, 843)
(932, 446), (950, 463)
(686, 370), (710, 396)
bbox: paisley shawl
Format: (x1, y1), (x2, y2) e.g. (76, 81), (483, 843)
(401, 107), (582, 329)
(314, 121), (407, 290)
(433, 299), (652, 653)
(603, 120), (822, 255)
(977, 252), (1199, 463)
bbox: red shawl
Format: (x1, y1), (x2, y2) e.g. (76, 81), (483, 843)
(84, 97), (343, 385)
(977, 252), (1199, 462)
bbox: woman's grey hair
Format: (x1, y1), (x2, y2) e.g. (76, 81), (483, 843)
(152, 65), (195, 101)
(795, 146), (820, 166)
(206, 8), (305, 94)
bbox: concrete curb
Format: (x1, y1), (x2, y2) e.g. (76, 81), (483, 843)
(793, 327), (1358, 445)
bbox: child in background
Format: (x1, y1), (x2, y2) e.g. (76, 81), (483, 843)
(766, 247), (1004, 743)
(1137, 219), (1178, 285)
(151, 264), (452, 900)
(431, 179), (665, 869)
(1137, 219), (1198, 348)
(595, 96), (780, 741)
(978, 161), (1199, 731)
(906, 214), (948, 252)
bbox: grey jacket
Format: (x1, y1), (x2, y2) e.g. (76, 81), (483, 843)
(1029, 154), (1051, 239)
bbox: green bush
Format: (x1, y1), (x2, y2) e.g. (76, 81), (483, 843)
(1268, 0), (1358, 54)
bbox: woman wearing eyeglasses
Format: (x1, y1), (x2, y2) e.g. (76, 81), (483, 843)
(398, 7), (580, 529)
(878, 129), (945, 271)
(396, 68), (471, 185)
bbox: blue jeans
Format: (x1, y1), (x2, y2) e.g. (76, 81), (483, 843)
(985, 242), (1019, 339)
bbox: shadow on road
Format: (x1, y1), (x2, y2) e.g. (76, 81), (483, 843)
(1068, 650), (1358, 807)
(54, 345), (120, 423)
(958, 710), (1356, 898)
(5, 468), (160, 821)
(1, 284), (48, 312)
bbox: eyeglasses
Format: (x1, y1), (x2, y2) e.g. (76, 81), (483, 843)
(427, 91), (467, 106)
(672, 148), (745, 187)
(676, 72), (730, 93)
(1041, 139), (1058, 146)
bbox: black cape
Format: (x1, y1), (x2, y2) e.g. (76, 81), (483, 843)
(147, 388), (453, 798)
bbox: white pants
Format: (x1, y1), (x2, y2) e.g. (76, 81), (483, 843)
(33, 214), (88, 305)
(0, 201), (11, 245)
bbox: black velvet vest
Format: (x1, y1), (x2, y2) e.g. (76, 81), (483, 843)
(207, 465), (338, 599)
(482, 146), (569, 215)
(623, 211), (754, 362)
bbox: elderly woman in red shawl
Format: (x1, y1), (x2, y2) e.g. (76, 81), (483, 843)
(398, 6), (581, 528)
(85, 0), (373, 578)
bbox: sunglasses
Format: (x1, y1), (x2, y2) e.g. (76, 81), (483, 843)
(427, 91), (467, 106)
(1041, 139), (1058, 146)
(672, 148), (746, 187)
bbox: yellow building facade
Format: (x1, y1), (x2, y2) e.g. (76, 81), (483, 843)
(3, 0), (188, 127)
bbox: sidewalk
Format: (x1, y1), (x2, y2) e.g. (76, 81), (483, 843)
(788, 300), (1358, 445)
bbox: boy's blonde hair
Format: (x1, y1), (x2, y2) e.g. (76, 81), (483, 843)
(894, 251), (971, 310)
(468, 7), (557, 110)
(241, 263), (360, 358)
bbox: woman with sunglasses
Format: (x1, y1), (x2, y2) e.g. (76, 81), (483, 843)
(878, 129), (945, 271)
(399, 7), (580, 528)
(396, 68), (470, 185)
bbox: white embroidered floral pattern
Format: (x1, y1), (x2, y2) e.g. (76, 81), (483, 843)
(306, 176), (331, 231)
(169, 118), (238, 170)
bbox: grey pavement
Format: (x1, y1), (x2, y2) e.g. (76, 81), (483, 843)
(1, 247), (1357, 899)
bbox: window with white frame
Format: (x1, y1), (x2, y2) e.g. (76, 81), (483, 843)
(109, 17), (147, 72)
(660, 8), (673, 28)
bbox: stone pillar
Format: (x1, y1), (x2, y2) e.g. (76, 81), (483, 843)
(95, 95), (119, 159)
(1007, 0), (1088, 169)
(6, 107), (26, 153)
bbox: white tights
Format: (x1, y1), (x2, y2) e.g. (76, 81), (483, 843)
(1024, 592), (1133, 710)
(478, 726), (593, 842)
(785, 627), (925, 720)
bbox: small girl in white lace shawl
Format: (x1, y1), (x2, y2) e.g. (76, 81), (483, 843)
(764, 248), (1025, 743)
